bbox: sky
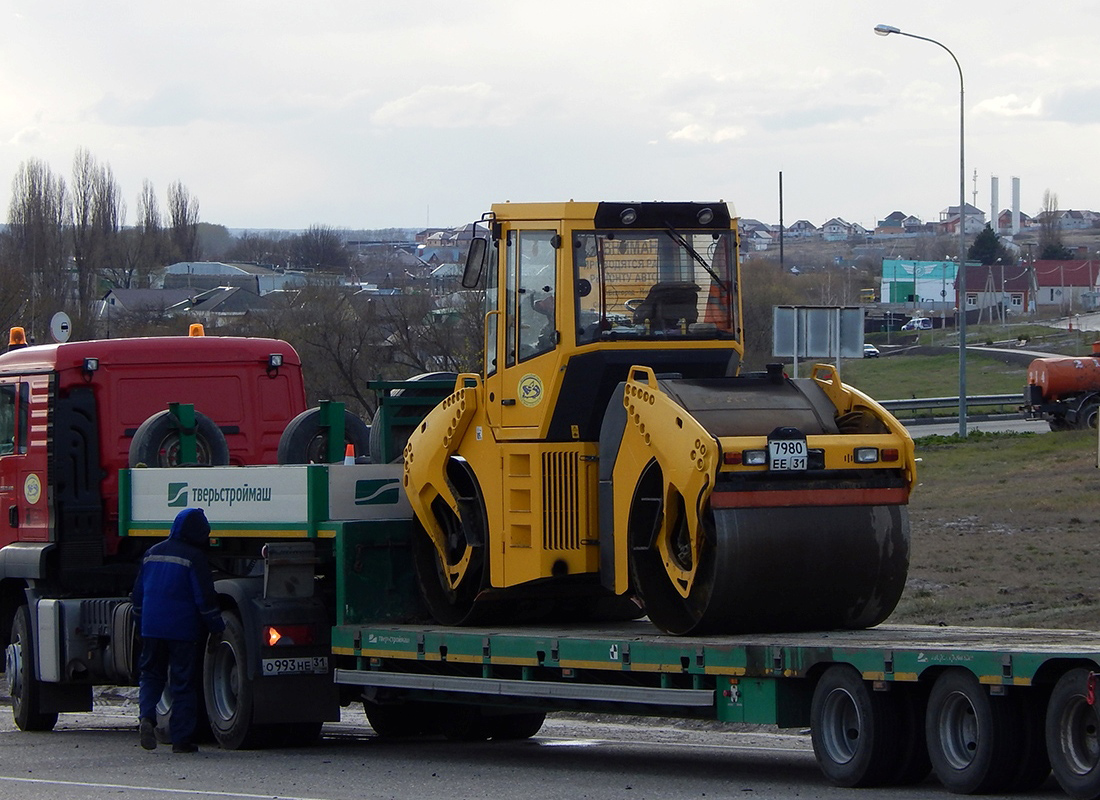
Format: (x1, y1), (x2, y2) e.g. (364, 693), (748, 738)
(1, 1), (1097, 233)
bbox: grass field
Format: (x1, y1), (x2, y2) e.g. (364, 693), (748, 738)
(895, 429), (1100, 628)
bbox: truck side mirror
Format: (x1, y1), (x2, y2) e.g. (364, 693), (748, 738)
(462, 238), (488, 289)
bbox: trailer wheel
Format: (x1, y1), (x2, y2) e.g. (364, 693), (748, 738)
(441, 706), (492, 741)
(6, 605), (57, 731)
(926, 668), (1021, 794)
(489, 711), (546, 740)
(128, 409), (230, 467)
(810, 664), (899, 787)
(1046, 668), (1100, 800)
(204, 613), (272, 749)
(363, 700), (441, 738)
(277, 407), (371, 464)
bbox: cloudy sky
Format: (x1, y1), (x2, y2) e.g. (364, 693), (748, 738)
(1, 1), (1095, 232)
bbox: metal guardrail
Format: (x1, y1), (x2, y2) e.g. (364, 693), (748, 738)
(879, 394), (1020, 412)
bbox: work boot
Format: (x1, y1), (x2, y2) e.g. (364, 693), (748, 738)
(172, 742), (199, 753)
(139, 719), (157, 751)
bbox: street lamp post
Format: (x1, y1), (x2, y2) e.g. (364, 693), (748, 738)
(875, 23), (968, 436)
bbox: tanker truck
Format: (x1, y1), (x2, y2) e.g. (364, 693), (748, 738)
(1023, 343), (1100, 430)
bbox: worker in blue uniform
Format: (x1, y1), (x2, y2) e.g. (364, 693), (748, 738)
(131, 507), (225, 753)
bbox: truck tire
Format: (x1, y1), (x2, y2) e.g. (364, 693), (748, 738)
(204, 612), (272, 749)
(810, 664), (899, 787)
(1046, 668), (1100, 799)
(925, 667), (1021, 794)
(6, 605), (57, 731)
(152, 646), (214, 745)
(1078, 401), (1100, 431)
(128, 409), (230, 467)
(277, 407), (371, 464)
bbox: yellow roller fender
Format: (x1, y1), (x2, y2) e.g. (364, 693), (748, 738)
(613, 366), (720, 598)
(403, 375), (480, 590)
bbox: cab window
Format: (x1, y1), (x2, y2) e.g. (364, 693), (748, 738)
(0, 383), (28, 456)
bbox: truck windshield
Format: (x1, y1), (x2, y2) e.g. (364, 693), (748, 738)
(573, 230), (738, 344)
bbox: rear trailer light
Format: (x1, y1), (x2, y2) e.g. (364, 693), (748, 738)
(264, 625), (315, 647)
(853, 447), (879, 464)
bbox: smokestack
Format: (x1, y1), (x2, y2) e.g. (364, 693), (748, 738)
(991, 176), (999, 232)
(1012, 177), (1021, 235)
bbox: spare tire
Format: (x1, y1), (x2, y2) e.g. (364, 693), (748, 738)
(277, 407), (372, 464)
(128, 410), (230, 467)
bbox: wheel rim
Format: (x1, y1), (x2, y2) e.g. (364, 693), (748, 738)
(1058, 695), (1100, 776)
(936, 690), (979, 769)
(208, 639), (240, 723)
(5, 641), (22, 700)
(157, 434), (214, 466)
(819, 687), (861, 765)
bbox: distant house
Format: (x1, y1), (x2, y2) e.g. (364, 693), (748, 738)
(937, 203), (986, 235)
(786, 220), (819, 238)
(161, 261), (309, 295)
(1032, 259), (1100, 312)
(881, 259), (958, 308)
(1055, 210), (1100, 230)
(98, 288), (199, 317)
(996, 209), (1033, 232)
(959, 262), (1031, 317)
(822, 218), (859, 241)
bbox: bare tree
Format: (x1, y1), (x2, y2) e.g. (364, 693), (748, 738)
(167, 180), (201, 262)
(227, 231), (292, 266)
(6, 159), (70, 341)
(71, 149), (125, 333)
(1039, 189), (1073, 260)
(293, 225), (349, 270)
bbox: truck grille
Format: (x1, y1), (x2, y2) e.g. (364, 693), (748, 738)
(542, 451), (581, 551)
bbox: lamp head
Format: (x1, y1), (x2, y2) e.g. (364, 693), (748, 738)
(874, 24), (901, 36)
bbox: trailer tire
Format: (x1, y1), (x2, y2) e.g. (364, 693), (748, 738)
(6, 605), (57, 731)
(277, 407), (371, 464)
(926, 667), (1020, 794)
(441, 706), (492, 742)
(129, 409), (230, 467)
(363, 700), (441, 738)
(489, 711), (546, 740)
(1046, 668), (1100, 800)
(810, 664), (899, 787)
(204, 613), (272, 749)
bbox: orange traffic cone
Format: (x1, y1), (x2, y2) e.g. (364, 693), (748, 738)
(343, 444), (355, 465)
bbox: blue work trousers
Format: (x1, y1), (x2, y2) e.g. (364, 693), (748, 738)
(138, 637), (200, 746)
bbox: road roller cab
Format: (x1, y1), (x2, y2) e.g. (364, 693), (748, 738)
(402, 201), (916, 634)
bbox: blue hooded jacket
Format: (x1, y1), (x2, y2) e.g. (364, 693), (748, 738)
(131, 508), (226, 642)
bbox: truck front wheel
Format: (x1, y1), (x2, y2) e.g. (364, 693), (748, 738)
(203, 613), (272, 749)
(6, 605), (57, 731)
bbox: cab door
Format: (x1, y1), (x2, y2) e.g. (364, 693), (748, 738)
(483, 225), (562, 435)
(0, 380), (45, 544)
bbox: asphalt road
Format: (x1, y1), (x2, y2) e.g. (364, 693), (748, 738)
(0, 698), (1067, 800)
